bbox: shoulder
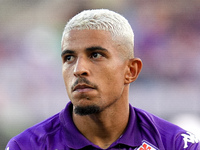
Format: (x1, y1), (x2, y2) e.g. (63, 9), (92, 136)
(133, 107), (200, 149)
(133, 107), (181, 133)
(6, 113), (61, 149)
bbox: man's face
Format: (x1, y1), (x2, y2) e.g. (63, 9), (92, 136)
(61, 30), (129, 115)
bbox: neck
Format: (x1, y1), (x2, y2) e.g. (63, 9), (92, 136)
(72, 99), (129, 149)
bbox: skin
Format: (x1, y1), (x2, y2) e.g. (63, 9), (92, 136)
(61, 29), (142, 149)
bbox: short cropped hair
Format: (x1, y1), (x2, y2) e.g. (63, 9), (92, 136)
(62, 9), (134, 58)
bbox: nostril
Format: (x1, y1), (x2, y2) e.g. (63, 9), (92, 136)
(74, 71), (88, 77)
(81, 72), (88, 76)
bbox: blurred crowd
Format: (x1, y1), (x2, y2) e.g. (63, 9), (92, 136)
(0, 0), (200, 148)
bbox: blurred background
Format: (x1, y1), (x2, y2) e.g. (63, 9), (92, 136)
(0, 0), (200, 148)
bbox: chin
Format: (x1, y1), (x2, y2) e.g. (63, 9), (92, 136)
(74, 104), (101, 116)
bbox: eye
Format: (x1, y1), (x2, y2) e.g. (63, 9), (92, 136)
(91, 52), (103, 59)
(63, 55), (75, 63)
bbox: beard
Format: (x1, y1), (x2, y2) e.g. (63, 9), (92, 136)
(74, 105), (101, 116)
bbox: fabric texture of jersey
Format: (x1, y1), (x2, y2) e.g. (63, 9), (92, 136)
(6, 102), (200, 150)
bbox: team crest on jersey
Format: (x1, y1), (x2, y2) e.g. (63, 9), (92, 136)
(136, 141), (158, 150)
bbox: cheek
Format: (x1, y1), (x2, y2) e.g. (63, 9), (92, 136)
(99, 73), (125, 104)
(99, 66), (125, 90)
(62, 67), (74, 93)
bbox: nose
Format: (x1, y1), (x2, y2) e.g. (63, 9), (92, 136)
(73, 57), (89, 77)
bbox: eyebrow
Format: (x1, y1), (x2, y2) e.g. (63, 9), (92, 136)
(61, 50), (74, 57)
(86, 46), (108, 52)
(61, 46), (108, 57)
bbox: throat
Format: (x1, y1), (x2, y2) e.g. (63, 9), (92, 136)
(72, 102), (130, 149)
(73, 112), (129, 149)
(89, 131), (123, 149)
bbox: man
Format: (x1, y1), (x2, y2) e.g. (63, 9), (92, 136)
(6, 9), (200, 150)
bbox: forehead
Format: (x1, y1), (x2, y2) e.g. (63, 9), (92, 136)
(62, 30), (116, 51)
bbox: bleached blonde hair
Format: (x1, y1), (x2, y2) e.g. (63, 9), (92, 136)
(62, 9), (134, 58)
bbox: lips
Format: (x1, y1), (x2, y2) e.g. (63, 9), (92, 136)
(73, 84), (95, 92)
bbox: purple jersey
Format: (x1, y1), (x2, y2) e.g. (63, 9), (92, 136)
(6, 102), (200, 150)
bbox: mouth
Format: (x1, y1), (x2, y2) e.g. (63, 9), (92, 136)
(73, 84), (96, 93)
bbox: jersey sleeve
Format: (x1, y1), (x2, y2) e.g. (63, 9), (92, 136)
(176, 131), (200, 150)
(5, 139), (21, 150)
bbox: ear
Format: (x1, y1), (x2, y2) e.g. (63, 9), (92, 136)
(124, 58), (142, 84)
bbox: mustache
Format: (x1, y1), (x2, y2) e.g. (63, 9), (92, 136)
(71, 78), (98, 91)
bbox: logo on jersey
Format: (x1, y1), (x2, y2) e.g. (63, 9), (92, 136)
(181, 132), (199, 148)
(136, 141), (158, 150)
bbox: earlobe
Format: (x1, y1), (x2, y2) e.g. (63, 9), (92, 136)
(125, 58), (142, 84)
